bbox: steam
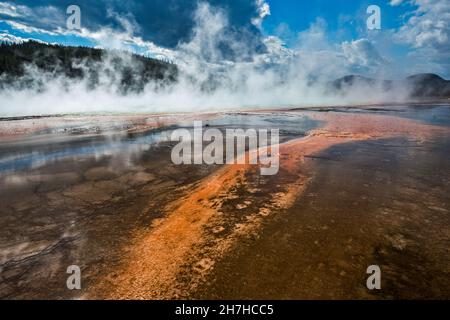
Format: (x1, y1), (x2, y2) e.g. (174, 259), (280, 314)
(0, 2), (414, 117)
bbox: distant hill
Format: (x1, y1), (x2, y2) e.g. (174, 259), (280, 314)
(1, 41), (449, 101)
(331, 73), (450, 99)
(404, 73), (450, 98)
(0, 41), (178, 93)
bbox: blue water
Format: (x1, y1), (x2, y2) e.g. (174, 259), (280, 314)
(0, 130), (173, 175)
(325, 105), (450, 127)
(1, 107), (446, 177)
(394, 105), (450, 127)
(0, 113), (321, 176)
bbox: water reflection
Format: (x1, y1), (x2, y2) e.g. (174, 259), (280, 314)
(0, 113), (320, 177)
(320, 105), (450, 127)
(0, 130), (173, 176)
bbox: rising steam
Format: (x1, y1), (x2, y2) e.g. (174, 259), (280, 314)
(0, 3), (415, 117)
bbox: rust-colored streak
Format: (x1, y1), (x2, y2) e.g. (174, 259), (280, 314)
(91, 162), (249, 299)
(89, 112), (449, 299)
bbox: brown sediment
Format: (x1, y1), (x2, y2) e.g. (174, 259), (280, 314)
(89, 162), (249, 299)
(0, 112), (219, 140)
(89, 112), (450, 299)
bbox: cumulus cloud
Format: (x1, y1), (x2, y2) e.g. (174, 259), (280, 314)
(394, 0), (449, 49)
(389, 0), (405, 6)
(0, 33), (44, 44)
(1, 2), (414, 118)
(342, 38), (387, 71)
(0, 2), (32, 18)
(2, 0), (446, 117)
(2, 0), (267, 52)
(293, 18), (388, 77)
(296, 18), (332, 51)
(0, 2), (65, 34)
(393, 0), (450, 75)
(0, 2), (176, 61)
(252, 0), (271, 29)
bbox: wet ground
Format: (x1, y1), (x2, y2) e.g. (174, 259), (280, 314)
(193, 136), (450, 299)
(0, 105), (449, 299)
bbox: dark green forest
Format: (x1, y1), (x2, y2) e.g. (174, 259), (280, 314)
(1, 40), (449, 99)
(0, 41), (178, 93)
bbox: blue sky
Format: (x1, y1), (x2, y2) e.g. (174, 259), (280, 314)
(0, 0), (449, 78)
(264, 0), (407, 42)
(266, 0), (408, 29)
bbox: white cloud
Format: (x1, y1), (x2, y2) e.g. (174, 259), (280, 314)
(389, 0), (405, 6)
(254, 36), (297, 65)
(394, 0), (450, 49)
(256, 0), (270, 18)
(342, 38), (386, 68)
(0, 2), (418, 116)
(0, 33), (45, 44)
(0, 2), (65, 32)
(2, 3), (177, 63)
(297, 18), (331, 51)
(393, 0), (450, 76)
(252, 0), (271, 29)
(0, 2), (32, 18)
(4, 20), (58, 35)
(293, 18), (389, 77)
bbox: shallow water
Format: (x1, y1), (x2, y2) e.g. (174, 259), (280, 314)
(0, 106), (449, 299)
(0, 113), (320, 177)
(194, 136), (450, 299)
(303, 104), (450, 126)
(395, 105), (450, 126)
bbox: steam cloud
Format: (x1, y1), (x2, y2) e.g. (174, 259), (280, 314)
(0, 2), (415, 117)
